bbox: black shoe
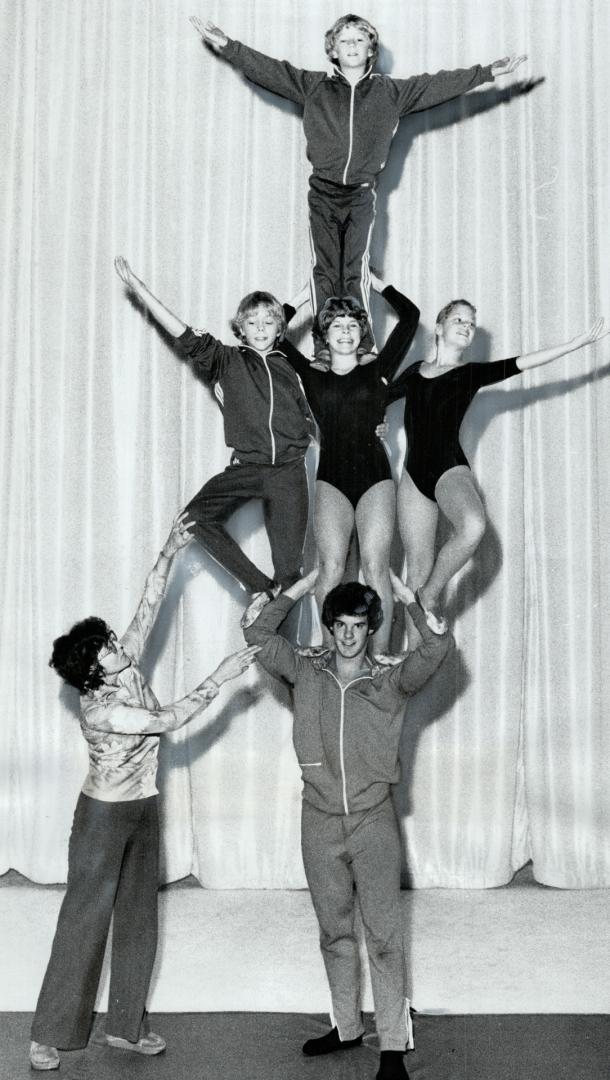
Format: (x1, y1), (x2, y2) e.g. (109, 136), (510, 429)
(376, 1049), (410, 1080)
(302, 1027), (363, 1056)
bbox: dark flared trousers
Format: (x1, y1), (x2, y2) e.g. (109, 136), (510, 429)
(31, 792), (159, 1049)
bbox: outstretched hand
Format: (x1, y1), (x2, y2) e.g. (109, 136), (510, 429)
(209, 644), (261, 686)
(573, 317), (610, 349)
(189, 16), (228, 50)
(162, 510), (196, 558)
(114, 255), (136, 289)
(389, 569), (415, 607)
(491, 54), (527, 77)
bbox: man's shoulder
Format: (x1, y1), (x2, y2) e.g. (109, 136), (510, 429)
(295, 645), (333, 670)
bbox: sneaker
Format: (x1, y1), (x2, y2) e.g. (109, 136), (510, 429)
(302, 1027), (363, 1056)
(240, 586), (281, 630)
(415, 589), (447, 635)
(29, 1042), (60, 1071)
(376, 1049), (410, 1079)
(105, 1031), (166, 1056)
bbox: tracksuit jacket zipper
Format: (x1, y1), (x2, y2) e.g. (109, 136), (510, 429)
(325, 669), (373, 815)
(340, 66), (373, 186)
(261, 354), (276, 463)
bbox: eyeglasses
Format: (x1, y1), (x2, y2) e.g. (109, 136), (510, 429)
(96, 632), (118, 662)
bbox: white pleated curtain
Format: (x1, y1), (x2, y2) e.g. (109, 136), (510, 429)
(1, 0), (609, 889)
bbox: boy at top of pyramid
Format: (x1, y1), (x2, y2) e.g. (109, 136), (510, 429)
(190, 12), (525, 356)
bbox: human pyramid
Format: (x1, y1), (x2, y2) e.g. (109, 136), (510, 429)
(30, 13), (608, 1079)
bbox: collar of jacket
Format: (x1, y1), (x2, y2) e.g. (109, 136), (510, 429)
(331, 61), (375, 84)
(238, 344), (287, 360)
(298, 646), (388, 679)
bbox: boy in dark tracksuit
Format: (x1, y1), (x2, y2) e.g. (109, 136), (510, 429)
(114, 258), (313, 624)
(192, 14), (525, 351)
(243, 570), (453, 1080)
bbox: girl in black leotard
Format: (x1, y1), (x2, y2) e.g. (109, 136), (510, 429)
(283, 276), (419, 651)
(387, 299), (608, 634)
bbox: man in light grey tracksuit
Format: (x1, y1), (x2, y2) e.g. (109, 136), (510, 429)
(243, 570), (452, 1080)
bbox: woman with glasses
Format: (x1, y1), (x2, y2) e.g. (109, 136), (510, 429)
(387, 299), (608, 636)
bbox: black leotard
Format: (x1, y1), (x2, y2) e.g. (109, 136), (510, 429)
(283, 287), (419, 509)
(387, 357), (520, 502)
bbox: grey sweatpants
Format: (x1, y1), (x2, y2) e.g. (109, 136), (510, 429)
(301, 796), (409, 1052)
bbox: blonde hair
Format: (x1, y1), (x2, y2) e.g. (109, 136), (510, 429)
(230, 291), (286, 342)
(324, 14), (379, 65)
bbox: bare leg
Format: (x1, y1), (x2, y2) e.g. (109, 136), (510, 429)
(396, 470), (439, 589)
(314, 480), (354, 647)
(419, 466), (486, 610)
(396, 470), (439, 646)
(355, 480), (396, 653)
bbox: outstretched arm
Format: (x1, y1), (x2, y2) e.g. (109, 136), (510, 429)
(86, 644), (261, 735)
(120, 511), (194, 664)
(115, 257), (187, 338)
(189, 16), (319, 104)
(516, 318), (609, 371)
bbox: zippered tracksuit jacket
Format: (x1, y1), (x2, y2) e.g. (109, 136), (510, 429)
(244, 591), (453, 1051)
(177, 326), (313, 595)
(218, 38), (494, 347)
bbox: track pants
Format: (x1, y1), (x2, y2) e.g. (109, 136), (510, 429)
(185, 455), (308, 595)
(308, 174), (376, 352)
(301, 797), (409, 1052)
(31, 794), (159, 1049)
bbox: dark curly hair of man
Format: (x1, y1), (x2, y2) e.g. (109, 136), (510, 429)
(49, 616), (115, 694)
(322, 582), (383, 634)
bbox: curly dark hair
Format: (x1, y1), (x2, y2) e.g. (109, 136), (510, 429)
(315, 295), (369, 343)
(322, 582), (383, 634)
(49, 616), (115, 693)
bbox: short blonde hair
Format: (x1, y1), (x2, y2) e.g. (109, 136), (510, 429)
(230, 291), (286, 342)
(324, 14), (379, 65)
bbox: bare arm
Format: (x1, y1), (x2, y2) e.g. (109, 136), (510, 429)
(516, 318), (609, 371)
(115, 256), (187, 338)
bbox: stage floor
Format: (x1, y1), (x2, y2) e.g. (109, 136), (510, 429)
(1, 864), (608, 1015)
(3, 1012), (609, 1080)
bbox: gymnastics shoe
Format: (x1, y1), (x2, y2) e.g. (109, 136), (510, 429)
(302, 1027), (363, 1056)
(415, 589), (447, 635)
(240, 586), (281, 629)
(29, 1042), (60, 1070)
(105, 1031), (166, 1055)
(376, 1049), (410, 1080)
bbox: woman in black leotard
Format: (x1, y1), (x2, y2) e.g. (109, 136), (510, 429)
(283, 276), (419, 651)
(387, 299), (608, 634)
